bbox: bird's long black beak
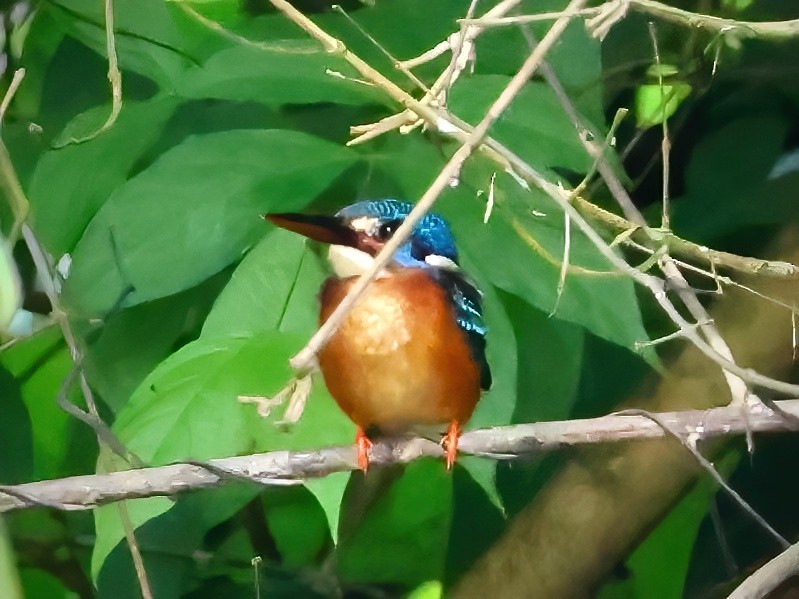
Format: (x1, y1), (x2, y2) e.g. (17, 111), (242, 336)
(265, 213), (357, 247)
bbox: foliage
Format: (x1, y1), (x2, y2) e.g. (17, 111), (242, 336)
(1, 0), (798, 597)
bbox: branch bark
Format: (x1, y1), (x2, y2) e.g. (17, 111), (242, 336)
(1, 400), (798, 514)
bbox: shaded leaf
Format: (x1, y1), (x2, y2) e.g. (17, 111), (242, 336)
(337, 462), (452, 587)
(28, 96), (178, 256)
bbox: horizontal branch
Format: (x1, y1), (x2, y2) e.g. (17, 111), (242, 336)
(2, 399), (799, 513)
(463, 0), (799, 41)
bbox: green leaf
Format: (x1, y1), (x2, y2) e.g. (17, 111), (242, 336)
(262, 485), (333, 567)
(113, 333), (351, 464)
(92, 331), (354, 578)
(28, 96), (179, 255)
(202, 229), (326, 338)
(62, 129), (357, 316)
(453, 275), (516, 510)
(634, 81), (691, 128)
(177, 44), (386, 107)
(93, 485), (256, 590)
(0, 366), (33, 484)
(407, 581), (443, 599)
(48, 0), (210, 90)
(305, 473), (350, 545)
(441, 169), (652, 358)
(672, 114), (792, 241)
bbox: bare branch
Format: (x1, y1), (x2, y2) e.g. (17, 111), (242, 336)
(464, 0), (799, 41)
(1, 400), (797, 514)
(729, 540), (799, 599)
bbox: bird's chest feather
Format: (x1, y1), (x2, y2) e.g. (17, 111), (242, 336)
(317, 270), (481, 430)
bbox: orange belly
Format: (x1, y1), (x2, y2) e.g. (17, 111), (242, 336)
(318, 270), (481, 432)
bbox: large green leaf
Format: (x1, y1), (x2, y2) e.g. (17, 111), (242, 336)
(28, 96), (178, 255)
(113, 333), (352, 463)
(93, 332), (353, 579)
(62, 129), (357, 316)
(47, 0), (215, 91)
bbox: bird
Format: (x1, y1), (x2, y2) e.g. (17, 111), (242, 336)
(266, 199), (491, 471)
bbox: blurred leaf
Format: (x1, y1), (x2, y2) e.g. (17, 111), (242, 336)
(450, 76), (592, 174)
(202, 229), (326, 338)
(407, 580), (443, 599)
(0, 239), (22, 334)
(28, 96), (179, 256)
(634, 81), (691, 128)
(177, 44), (386, 106)
(337, 462), (452, 587)
(445, 467), (505, 585)
(672, 114), (790, 241)
(0, 517), (23, 599)
(263, 486), (333, 567)
(62, 129), (357, 316)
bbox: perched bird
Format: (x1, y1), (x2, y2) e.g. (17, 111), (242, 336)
(267, 200), (491, 471)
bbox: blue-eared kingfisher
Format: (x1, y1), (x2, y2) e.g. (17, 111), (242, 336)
(267, 200), (491, 471)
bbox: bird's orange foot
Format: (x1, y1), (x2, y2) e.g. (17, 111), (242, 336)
(355, 427), (372, 472)
(441, 421), (461, 470)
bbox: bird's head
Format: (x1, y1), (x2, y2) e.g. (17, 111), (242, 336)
(266, 200), (459, 278)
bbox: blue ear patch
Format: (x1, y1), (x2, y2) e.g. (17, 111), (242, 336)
(337, 199), (459, 263)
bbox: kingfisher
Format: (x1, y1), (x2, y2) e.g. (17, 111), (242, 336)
(267, 200), (491, 471)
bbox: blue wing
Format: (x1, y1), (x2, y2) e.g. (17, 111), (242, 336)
(432, 269), (492, 391)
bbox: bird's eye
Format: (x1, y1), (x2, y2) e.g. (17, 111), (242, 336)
(377, 219), (403, 241)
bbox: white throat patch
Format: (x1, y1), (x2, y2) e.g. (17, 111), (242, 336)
(328, 244), (380, 278)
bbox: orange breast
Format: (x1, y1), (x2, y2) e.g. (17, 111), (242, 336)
(318, 270), (482, 432)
